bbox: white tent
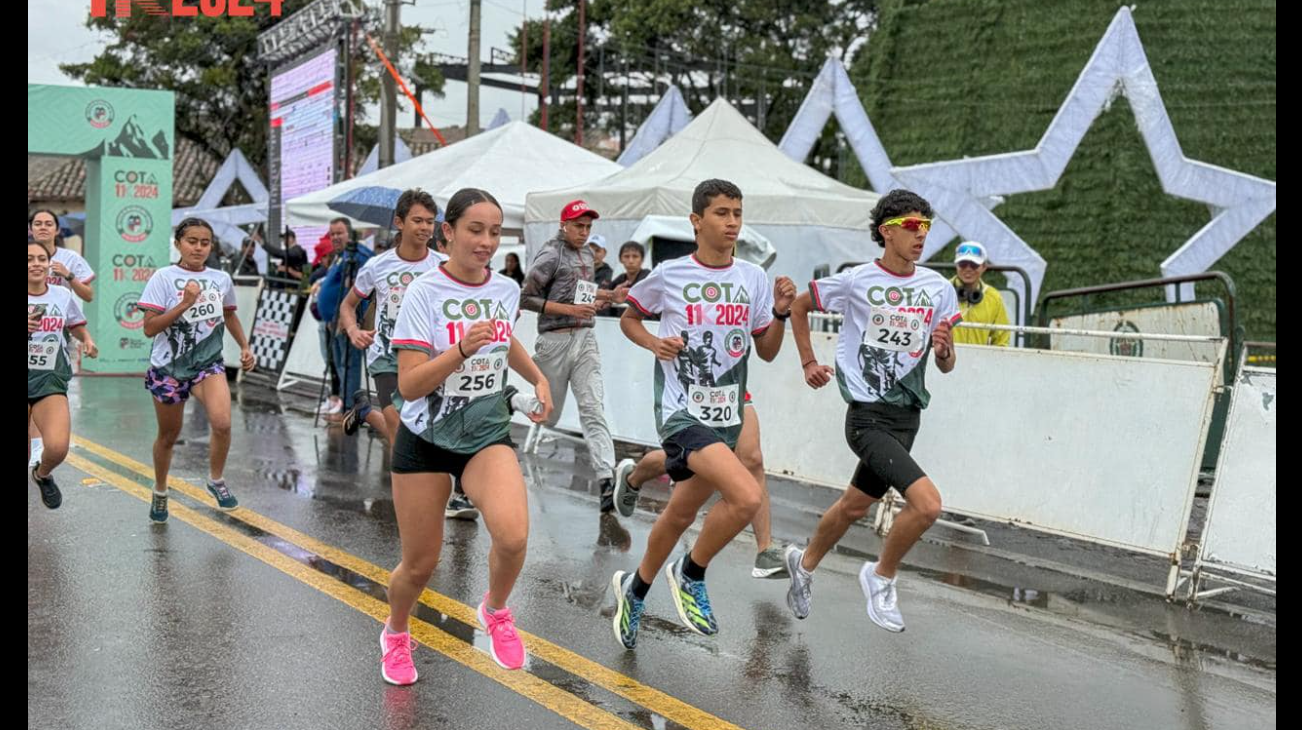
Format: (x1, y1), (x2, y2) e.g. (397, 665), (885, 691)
(526, 100), (880, 283)
(287, 122), (622, 232)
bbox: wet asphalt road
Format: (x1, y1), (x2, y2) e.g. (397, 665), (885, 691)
(29, 377), (1275, 730)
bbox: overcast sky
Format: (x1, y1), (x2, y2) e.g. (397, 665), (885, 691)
(28, 0), (551, 131)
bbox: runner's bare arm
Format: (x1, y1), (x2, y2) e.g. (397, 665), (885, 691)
(790, 292), (833, 388)
(339, 289), (375, 349)
(396, 322), (490, 401)
(933, 320), (956, 373)
(67, 277), (95, 303)
(508, 336), (552, 422)
(68, 323), (98, 358)
(621, 306), (682, 360)
(142, 284), (199, 338)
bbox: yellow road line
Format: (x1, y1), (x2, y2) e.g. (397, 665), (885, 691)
(65, 452), (639, 730)
(73, 435), (747, 730)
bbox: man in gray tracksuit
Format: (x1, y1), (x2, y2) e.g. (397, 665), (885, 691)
(522, 199), (629, 512)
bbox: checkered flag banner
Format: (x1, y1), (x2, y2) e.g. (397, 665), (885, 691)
(249, 289), (305, 376)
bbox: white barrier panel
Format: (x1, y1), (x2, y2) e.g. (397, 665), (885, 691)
(512, 311), (1217, 559)
(1198, 367), (1277, 577)
(508, 313), (660, 445)
(1050, 301), (1222, 369)
(224, 282), (262, 369)
(911, 347), (1216, 557)
(747, 336), (1217, 557)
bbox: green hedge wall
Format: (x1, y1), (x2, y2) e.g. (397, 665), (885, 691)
(846, 0), (1275, 339)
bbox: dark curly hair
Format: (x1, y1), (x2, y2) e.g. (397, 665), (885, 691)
(870, 189), (934, 248)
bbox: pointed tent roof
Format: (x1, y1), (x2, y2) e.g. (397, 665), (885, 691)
(527, 99), (877, 230)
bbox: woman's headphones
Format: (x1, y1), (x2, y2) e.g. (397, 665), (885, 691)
(955, 281), (984, 305)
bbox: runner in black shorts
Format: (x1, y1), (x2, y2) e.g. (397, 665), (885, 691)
(782, 190), (962, 633)
(608, 179), (796, 651)
(379, 188), (553, 683)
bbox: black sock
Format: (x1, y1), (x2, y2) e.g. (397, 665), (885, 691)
(682, 554), (707, 582)
(630, 570), (653, 600)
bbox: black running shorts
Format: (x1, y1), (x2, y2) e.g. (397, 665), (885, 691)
(844, 402), (927, 499)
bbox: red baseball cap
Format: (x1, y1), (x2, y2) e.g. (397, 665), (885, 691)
(560, 200), (600, 222)
(312, 235), (334, 266)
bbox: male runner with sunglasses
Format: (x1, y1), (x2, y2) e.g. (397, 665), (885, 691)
(781, 189), (962, 633)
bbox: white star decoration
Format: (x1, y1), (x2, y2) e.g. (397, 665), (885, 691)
(779, 57), (1003, 262)
(887, 6), (1275, 303)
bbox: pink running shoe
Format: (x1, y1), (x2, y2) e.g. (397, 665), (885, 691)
(477, 594), (526, 670)
(380, 624), (418, 685)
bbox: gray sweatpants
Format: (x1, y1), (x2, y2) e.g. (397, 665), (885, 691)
(532, 329), (616, 478)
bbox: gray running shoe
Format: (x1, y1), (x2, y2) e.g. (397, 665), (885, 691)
(784, 546), (813, 619)
(859, 561), (905, 632)
(751, 546), (789, 579)
(612, 459), (639, 518)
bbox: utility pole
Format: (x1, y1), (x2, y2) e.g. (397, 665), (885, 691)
(467, 0), (482, 136)
(515, 1), (520, 118)
(541, 16), (550, 129)
(575, 0), (585, 146)
(620, 55), (628, 152)
(380, 0), (399, 170)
